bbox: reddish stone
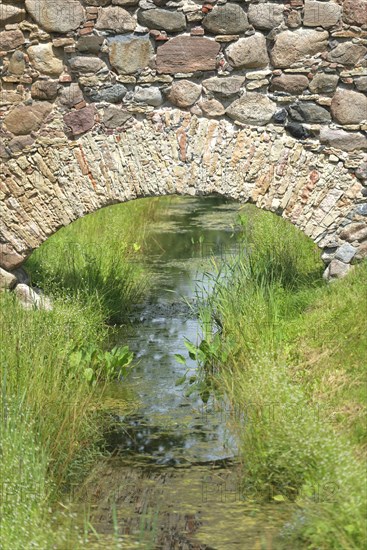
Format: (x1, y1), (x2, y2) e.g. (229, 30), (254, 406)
(74, 100), (87, 110)
(155, 34), (169, 42)
(79, 28), (93, 36)
(156, 36), (220, 74)
(63, 105), (96, 135)
(191, 26), (204, 36)
(0, 29), (25, 51)
(309, 170), (319, 185)
(343, 0), (367, 26)
(59, 74), (72, 82)
(271, 74), (309, 94)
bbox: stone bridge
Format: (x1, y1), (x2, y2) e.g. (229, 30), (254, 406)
(1, 0), (367, 283)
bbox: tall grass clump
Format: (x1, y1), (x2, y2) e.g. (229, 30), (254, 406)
(198, 205), (367, 549)
(1, 197), (172, 548)
(25, 198), (166, 323)
(0, 291), (109, 548)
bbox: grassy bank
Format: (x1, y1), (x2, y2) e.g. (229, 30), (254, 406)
(0, 198), (168, 549)
(198, 206), (367, 549)
(26, 197), (166, 324)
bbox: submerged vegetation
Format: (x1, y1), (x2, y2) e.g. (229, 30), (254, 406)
(194, 206), (367, 549)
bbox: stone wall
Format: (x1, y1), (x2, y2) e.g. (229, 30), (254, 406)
(0, 0), (366, 280)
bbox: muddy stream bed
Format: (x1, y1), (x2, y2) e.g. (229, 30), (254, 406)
(74, 197), (293, 549)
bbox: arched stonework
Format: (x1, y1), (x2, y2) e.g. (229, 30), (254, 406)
(1, 1), (367, 283)
(0, 110), (365, 280)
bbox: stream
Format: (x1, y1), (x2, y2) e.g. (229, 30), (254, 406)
(77, 197), (292, 549)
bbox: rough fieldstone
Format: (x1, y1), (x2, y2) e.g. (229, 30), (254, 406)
(326, 259), (350, 279)
(200, 98), (225, 117)
(0, 29), (25, 51)
(167, 80), (202, 107)
(342, 0), (367, 26)
(0, 4), (25, 25)
(335, 243), (356, 263)
(156, 36), (220, 74)
(248, 3), (284, 31)
(327, 43), (367, 66)
(0, 268), (17, 291)
(113, 0), (139, 5)
(286, 10), (302, 29)
(14, 284), (53, 311)
(103, 106), (132, 128)
(273, 108), (287, 123)
(340, 223), (367, 243)
(69, 56), (107, 74)
(271, 74), (309, 94)
(203, 4), (249, 35)
(95, 6), (136, 32)
(137, 9), (186, 33)
(8, 51), (26, 75)
(356, 204), (367, 216)
(59, 83), (84, 107)
(25, 0), (85, 33)
(331, 89), (367, 125)
(203, 75), (246, 98)
(76, 35), (104, 53)
(108, 34), (154, 75)
(27, 43), (64, 77)
(0, 90), (23, 106)
(31, 80), (59, 101)
(226, 34), (269, 69)
(271, 29), (328, 68)
(85, 83), (127, 103)
(4, 103), (53, 135)
(319, 128), (367, 152)
(355, 242), (367, 261)
(0, 140), (9, 160)
(355, 77), (367, 93)
(133, 86), (163, 106)
(0, 245), (24, 271)
(288, 102), (331, 124)
(85, 0), (110, 5)
(309, 73), (339, 94)
(356, 162), (367, 182)
(304, 1), (341, 29)
(226, 93), (276, 125)
(8, 135), (35, 155)
(63, 105), (96, 135)
(286, 122), (310, 140)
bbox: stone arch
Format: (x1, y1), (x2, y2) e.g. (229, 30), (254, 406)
(1, 110), (365, 281)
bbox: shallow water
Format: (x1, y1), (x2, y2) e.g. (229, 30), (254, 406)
(80, 197), (292, 549)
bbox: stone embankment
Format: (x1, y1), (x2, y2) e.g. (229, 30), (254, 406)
(0, 0), (366, 281)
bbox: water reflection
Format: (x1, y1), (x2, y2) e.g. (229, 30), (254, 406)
(107, 196), (242, 465)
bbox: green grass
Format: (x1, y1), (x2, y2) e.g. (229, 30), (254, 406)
(198, 205), (367, 549)
(0, 291), (106, 549)
(25, 197), (166, 323)
(1, 197), (171, 549)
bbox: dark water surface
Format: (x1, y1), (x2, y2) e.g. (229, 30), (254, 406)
(81, 197), (291, 549)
